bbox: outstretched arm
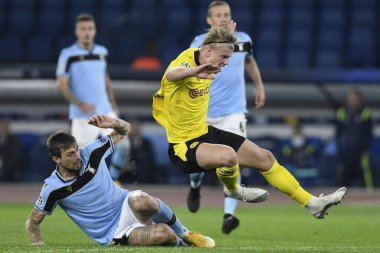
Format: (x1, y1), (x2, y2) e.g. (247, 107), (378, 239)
(166, 64), (221, 82)
(26, 208), (46, 246)
(88, 115), (130, 144)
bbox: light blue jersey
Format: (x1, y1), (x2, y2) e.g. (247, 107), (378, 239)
(35, 136), (128, 245)
(190, 32), (253, 117)
(56, 43), (113, 119)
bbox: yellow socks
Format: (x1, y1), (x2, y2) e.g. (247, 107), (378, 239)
(261, 160), (312, 206)
(216, 163), (239, 191)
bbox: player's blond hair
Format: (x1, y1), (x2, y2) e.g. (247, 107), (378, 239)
(202, 25), (237, 51)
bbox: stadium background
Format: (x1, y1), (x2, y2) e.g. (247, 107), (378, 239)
(0, 0), (379, 187)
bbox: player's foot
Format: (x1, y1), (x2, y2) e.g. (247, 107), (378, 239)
(221, 214), (240, 235)
(309, 187), (347, 219)
(187, 186), (201, 213)
(225, 185), (269, 203)
(183, 231), (215, 248)
(114, 179), (123, 188)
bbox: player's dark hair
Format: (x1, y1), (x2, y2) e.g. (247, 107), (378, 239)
(207, 1), (230, 17)
(47, 132), (78, 158)
(76, 13), (95, 23)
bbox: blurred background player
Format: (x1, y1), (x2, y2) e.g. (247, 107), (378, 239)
(55, 13), (130, 185)
(186, 1), (266, 234)
(279, 123), (320, 187)
(335, 89), (373, 187)
(0, 118), (23, 182)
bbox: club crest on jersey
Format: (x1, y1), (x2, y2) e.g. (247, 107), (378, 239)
(181, 62), (191, 68)
(86, 166), (95, 174)
(98, 136), (108, 143)
(189, 87), (209, 98)
(37, 195), (43, 205)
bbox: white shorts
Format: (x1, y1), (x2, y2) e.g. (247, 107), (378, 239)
(71, 112), (117, 147)
(206, 113), (247, 138)
(113, 190), (149, 240)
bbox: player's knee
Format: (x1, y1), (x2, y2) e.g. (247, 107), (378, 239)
(129, 191), (159, 214)
(219, 147), (238, 167)
(259, 149), (276, 171)
(153, 224), (177, 246)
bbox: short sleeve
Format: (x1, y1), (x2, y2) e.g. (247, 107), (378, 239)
(35, 183), (58, 215)
(56, 49), (69, 77)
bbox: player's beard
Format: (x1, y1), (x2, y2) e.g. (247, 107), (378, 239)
(61, 162), (81, 177)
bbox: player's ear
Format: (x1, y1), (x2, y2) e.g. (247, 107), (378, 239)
(52, 156), (60, 164)
(206, 16), (212, 26)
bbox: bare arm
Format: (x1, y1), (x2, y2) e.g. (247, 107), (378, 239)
(56, 76), (94, 114)
(245, 57), (266, 109)
(88, 114), (130, 144)
(105, 74), (119, 116)
(166, 64), (221, 82)
(25, 208), (46, 246)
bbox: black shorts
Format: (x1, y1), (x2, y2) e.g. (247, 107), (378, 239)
(168, 125), (246, 174)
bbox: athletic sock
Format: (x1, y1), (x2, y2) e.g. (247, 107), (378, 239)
(190, 172), (205, 189)
(216, 163), (239, 192)
(151, 198), (188, 238)
(261, 160), (312, 206)
(224, 172), (240, 214)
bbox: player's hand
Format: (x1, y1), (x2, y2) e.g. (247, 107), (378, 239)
(79, 103), (95, 115)
(227, 20), (236, 32)
(255, 87), (266, 109)
(193, 64), (221, 80)
(88, 115), (115, 129)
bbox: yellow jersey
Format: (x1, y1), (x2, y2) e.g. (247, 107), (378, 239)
(153, 48), (211, 143)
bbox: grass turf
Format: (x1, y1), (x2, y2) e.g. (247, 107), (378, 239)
(1, 203), (379, 253)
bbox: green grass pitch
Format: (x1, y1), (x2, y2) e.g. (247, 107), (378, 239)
(1, 203), (380, 253)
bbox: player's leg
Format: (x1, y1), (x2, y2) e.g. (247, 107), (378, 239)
(215, 113), (247, 234)
(236, 139), (347, 218)
(127, 224), (177, 246)
(196, 142), (268, 203)
(128, 190), (214, 247)
(187, 172), (204, 213)
(71, 118), (100, 147)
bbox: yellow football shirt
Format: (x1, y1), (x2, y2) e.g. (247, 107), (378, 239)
(153, 48), (211, 143)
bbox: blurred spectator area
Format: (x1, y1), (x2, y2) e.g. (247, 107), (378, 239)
(0, 0), (379, 68)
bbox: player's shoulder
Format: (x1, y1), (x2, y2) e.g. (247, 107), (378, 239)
(41, 173), (63, 193)
(59, 43), (77, 57)
(177, 48), (198, 63)
(235, 31), (252, 42)
(93, 44), (108, 54)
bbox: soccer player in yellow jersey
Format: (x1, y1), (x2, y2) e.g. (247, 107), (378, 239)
(153, 23), (347, 219)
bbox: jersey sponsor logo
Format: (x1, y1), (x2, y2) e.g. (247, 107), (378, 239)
(189, 87), (209, 98)
(181, 62), (191, 68)
(189, 141), (199, 149)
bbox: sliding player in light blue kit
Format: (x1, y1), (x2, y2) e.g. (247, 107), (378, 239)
(25, 115), (214, 248)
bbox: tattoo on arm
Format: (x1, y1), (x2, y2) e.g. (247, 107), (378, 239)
(26, 208), (45, 244)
